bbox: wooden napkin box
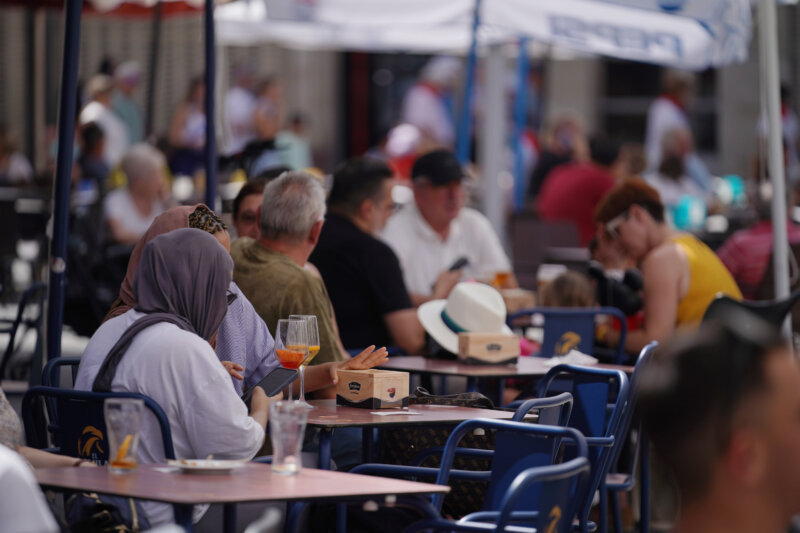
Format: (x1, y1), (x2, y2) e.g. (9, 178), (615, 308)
(335, 369), (409, 409)
(458, 332), (520, 365)
(501, 289), (536, 314)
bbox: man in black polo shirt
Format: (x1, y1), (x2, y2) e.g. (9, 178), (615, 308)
(310, 158), (427, 354)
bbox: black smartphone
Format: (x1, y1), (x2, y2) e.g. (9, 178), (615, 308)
(241, 367), (298, 404)
(448, 256), (470, 271)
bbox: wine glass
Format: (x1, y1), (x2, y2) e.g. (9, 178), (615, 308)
(275, 318), (308, 401)
(289, 315), (319, 408)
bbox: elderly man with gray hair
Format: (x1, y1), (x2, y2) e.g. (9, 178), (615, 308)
(232, 171), (386, 399)
(103, 143), (170, 245)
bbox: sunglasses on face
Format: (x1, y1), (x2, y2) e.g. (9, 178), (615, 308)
(605, 210), (630, 239)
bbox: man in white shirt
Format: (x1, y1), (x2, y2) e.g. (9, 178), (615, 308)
(382, 149), (517, 307)
(0, 444), (60, 533)
(224, 64), (257, 155)
(401, 56), (461, 148)
(79, 74), (130, 168)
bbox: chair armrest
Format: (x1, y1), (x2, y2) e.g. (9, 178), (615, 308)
(411, 446), (494, 467)
(350, 463), (441, 480)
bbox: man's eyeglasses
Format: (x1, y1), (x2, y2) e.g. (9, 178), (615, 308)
(227, 289), (238, 306)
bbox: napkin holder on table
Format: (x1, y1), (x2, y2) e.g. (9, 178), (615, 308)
(335, 369), (409, 409)
(457, 333), (520, 365)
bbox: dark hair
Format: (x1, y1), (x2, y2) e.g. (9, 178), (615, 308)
(252, 165), (291, 182)
(589, 136), (621, 167)
(233, 178), (267, 221)
(81, 122), (105, 154)
(594, 179), (665, 224)
(636, 311), (784, 502)
(189, 205), (227, 234)
(539, 271), (595, 308)
(327, 157), (393, 216)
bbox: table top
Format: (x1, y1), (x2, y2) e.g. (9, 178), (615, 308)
(35, 463), (448, 505)
(379, 356), (633, 378)
(306, 399), (515, 428)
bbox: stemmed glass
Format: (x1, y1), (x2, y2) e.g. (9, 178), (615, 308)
(275, 318), (308, 402)
(289, 315), (319, 408)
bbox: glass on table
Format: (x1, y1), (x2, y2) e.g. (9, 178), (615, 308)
(104, 398), (144, 474)
(275, 318), (308, 401)
(289, 315), (319, 408)
(269, 400), (309, 475)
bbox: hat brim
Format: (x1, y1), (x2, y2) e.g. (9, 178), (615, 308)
(418, 299), (512, 355)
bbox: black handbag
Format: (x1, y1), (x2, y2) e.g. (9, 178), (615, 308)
(65, 492), (150, 533)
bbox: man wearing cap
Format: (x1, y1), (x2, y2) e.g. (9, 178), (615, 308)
(382, 149), (517, 307)
(310, 157), (426, 355)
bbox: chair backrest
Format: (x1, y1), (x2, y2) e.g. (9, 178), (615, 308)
(508, 307), (629, 364)
(702, 290), (800, 329)
(512, 391), (573, 427)
(0, 281), (47, 379)
(608, 341), (658, 470)
(42, 357), (82, 388)
(536, 364), (629, 526)
(22, 386), (175, 462)
(496, 457), (591, 533)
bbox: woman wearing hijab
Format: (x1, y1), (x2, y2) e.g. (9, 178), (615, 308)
(76, 229), (268, 526)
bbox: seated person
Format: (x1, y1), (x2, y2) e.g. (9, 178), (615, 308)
(638, 313), (800, 533)
(232, 172), (386, 397)
(717, 192), (800, 300)
(105, 204), (386, 397)
(76, 229), (269, 527)
(310, 157), (425, 355)
(0, 444), (59, 533)
(103, 143), (170, 245)
(78, 122), (110, 192)
(232, 178), (268, 240)
(382, 149), (517, 307)
(593, 180), (742, 353)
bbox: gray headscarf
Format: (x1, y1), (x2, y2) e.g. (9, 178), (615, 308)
(93, 229), (232, 392)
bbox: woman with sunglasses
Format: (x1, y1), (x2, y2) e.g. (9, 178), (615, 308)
(594, 180), (741, 354)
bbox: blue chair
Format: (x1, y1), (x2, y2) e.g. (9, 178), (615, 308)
(0, 281), (46, 379)
(508, 307), (629, 364)
(345, 419), (589, 532)
(22, 386), (176, 461)
(410, 393), (575, 469)
(606, 342), (658, 533)
(536, 364), (630, 533)
(407, 457), (590, 533)
(42, 357), (81, 387)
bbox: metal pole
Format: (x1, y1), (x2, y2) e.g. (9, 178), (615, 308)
(759, 0), (792, 339)
(479, 44), (507, 240)
(145, 0), (163, 137)
(512, 38), (529, 212)
(456, 0), (481, 164)
(47, 0), (83, 361)
(204, 0), (217, 209)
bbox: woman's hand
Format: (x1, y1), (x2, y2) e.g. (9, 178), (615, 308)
(329, 345), (389, 385)
(221, 361), (244, 381)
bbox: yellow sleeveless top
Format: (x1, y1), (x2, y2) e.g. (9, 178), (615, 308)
(670, 234), (742, 326)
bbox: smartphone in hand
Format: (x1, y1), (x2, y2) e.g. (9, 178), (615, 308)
(241, 367), (298, 404)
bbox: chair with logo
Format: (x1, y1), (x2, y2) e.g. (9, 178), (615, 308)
(21, 386), (175, 462)
(343, 419), (589, 533)
(508, 307), (629, 364)
(536, 365), (630, 533)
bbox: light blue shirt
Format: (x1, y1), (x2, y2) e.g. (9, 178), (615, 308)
(217, 282), (279, 395)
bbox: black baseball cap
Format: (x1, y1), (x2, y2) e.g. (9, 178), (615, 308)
(411, 149), (465, 186)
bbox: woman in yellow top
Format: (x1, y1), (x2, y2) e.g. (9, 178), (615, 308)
(594, 180), (742, 353)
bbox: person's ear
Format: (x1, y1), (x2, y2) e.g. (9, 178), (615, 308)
(308, 219), (324, 246)
(360, 198), (374, 221)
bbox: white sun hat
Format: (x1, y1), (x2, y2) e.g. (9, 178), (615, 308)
(418, 282), (512, 354)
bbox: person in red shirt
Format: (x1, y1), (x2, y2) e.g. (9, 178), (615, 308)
(536, 137), (624, 245)
(716, 195), (800, 300)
